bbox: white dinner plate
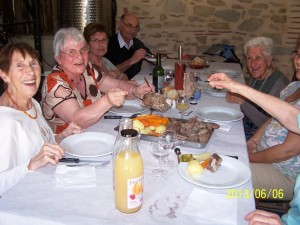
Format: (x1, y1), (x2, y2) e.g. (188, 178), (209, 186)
(197, 106), (244, 122)
(178, 155), (251, 188)
(145, 56), (166, 62)
(209, 69), (242, 77)
(60, 132), (115, 157)
(203, 85), (227, 97)
(109, 100), (148, 115)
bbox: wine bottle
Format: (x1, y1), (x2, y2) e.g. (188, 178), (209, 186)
(152, 53), (164, 93)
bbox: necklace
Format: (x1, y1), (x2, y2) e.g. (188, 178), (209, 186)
(250, 69), (273, 91)
(7, 92), (37, 119)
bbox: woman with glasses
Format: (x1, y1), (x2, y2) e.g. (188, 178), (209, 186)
(226, 37), (290, 139)
(104, 13), (153, 80)
(83, 22), (129, 81)
(41, 27), (154, 134)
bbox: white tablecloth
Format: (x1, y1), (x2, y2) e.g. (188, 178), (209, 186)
(0, 61), (255, 225)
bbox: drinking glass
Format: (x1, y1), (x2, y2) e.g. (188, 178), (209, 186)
(176, 97), (190, 118)
(150, 131), (177, 176)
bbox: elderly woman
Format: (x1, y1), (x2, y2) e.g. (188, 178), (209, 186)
(41, 27), (153, 133)
(227, 37), (290, 139)
(83, 22), (129, 81)
(209, 47), (300, 202)
(0, 42), (81, 195)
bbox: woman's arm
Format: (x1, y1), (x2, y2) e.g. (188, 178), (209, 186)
(53, 86), (127, 129)
(208, 73), (300, 134)
(249, 130), (300, 163)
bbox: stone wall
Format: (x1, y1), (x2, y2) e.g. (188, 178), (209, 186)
(115, 0), (300, 79)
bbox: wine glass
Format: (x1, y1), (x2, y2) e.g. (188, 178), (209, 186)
(150, 131), (177, 176)
(176, 97), (190, 118)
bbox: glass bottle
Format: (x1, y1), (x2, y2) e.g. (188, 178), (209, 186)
(174, 45), (186, 90)
(112, 118), (133, 189)
(152, 52), (164, 93)
(114, 129), (144, 213)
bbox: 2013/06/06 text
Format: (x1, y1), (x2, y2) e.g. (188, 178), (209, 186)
(225, 188), (284, 199)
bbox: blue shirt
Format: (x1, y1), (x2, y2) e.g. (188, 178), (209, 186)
(282, 174), (300, 224)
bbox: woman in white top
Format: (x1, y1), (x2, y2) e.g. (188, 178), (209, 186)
(0, 42), (81, 195)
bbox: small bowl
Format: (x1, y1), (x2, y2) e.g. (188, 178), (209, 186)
(189, 64), (206, 69)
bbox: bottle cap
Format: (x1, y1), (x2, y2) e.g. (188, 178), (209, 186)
(121, 129), (138, 137)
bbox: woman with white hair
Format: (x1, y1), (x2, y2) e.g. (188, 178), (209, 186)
(227, 37), (290, 139)
(41, 27), (154, 133)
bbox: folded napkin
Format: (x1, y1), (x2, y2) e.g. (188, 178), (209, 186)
(182, 188), (237, 225)
(215, 122), (232, 132)
(55, 165), (97, 189)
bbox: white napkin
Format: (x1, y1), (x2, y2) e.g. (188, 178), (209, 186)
(182, 188), (238, 225)
(215, 122), (232, 132)
(55, 165), (97, 189)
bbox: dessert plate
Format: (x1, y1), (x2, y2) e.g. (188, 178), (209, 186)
(178, 155), (251, 188)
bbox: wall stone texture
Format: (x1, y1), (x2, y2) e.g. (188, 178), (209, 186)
(115, 0), (300, 79)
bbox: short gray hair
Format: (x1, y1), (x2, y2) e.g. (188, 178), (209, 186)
(244, 37), (274, 57)
(53, 27), (86, 57)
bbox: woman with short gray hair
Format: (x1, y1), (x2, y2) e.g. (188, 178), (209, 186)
(227, 36), (290, 139)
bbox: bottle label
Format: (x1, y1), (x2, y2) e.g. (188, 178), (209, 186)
(157, 76), (164, 91)
(127, 175), (143, 209)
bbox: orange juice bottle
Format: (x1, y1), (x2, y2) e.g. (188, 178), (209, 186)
(114, 129), (144, 213)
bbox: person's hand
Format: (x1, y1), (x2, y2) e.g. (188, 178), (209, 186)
(226, 91), (245, 104)
(130, 48), (147, 64)
(245, 210), (283, 225)
(106, 70), (121, 79)
(208, 73), (238, 92)
(246, 139), (257, 154)
(105, 88), (127, 107)
(61, 122), (82, 139)
(135, 82), (155, 96)
(28, 143), (64, 170)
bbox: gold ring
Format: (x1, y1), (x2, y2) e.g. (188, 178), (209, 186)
(50, 155), (55, 160)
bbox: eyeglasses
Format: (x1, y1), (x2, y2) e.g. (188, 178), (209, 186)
(291, 51), (300, 59)
(122, 22), (140, 31)
(90, 38), (109, 44)
(60, 46), (89, 58)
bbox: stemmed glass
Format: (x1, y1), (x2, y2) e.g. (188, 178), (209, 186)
(150, 130), (178, 176)
(176, 97), (190, 119)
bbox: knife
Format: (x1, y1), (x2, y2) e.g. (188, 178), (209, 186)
(59, 157), (109, 163)
(104, 115), (131, 119)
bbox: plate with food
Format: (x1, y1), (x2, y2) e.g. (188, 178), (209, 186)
(189, 56), (207, 69)
(197, 106), (244, 122)
(109, 99), (148, 115)
(60, 132), (115, 157)
(178, 154), (251, 188)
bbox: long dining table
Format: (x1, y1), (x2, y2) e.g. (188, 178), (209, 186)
(0, 59), (255, 225)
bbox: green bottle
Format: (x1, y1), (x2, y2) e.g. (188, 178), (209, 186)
(152, 53), (164, 93)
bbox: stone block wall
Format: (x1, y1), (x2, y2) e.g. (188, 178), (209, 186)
(115, 0), (300, 79)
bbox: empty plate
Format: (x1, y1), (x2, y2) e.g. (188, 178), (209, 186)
(60, 132), (115, 157)
(197, 106), (244, 122)
(109, 99), (148, 115)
